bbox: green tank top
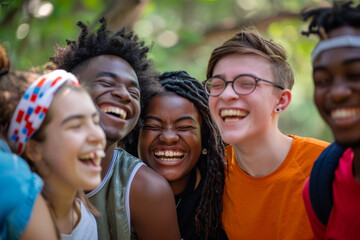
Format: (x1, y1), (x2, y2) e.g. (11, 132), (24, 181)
(87, 148), (144, 240)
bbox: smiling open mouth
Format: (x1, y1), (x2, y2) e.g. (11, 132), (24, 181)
(331, 107), (360, 120)
(220, 109), (248, 122)
(102, 107), (127, 120)
(153, 150), (185, 162)
(78, 150), (105, 166)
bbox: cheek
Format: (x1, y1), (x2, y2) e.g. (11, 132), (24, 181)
(133, 101), (141, 119)
(313, 89), (326, 110)
(189, 139), (202, 166)
(188, 133), (202, 154)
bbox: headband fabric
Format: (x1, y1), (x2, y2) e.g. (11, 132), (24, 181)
(311, 35), (360, 63)
(7, 69), (80, 154)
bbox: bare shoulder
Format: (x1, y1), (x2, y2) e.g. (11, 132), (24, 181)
(131, 165), (173, 199)
(130, 165), (181, 240)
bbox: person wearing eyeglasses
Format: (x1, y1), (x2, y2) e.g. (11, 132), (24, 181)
(204, 29), (329, 240)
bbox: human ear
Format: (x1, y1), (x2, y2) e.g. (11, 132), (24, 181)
(274, 89), (291, 113)
(24, 139), (43, 163)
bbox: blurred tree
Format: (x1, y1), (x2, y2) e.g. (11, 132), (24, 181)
(1, 0), (351, 141)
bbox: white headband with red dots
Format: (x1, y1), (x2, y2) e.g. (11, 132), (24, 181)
(7, 69), (79, 154)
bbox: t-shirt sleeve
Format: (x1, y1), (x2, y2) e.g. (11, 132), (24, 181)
(0, 152), (43, 240)
(303, 177), (327, 240)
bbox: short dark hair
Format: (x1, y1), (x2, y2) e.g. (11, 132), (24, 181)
(50, 17), (161, 145)
(50, 17), (160, 108)
(206, 29), (294, 90)
(301, 1), (360, 39)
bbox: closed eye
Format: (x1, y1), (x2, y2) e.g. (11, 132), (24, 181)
(129, 88), (140, 99)
(143, 124), (163, 131)
(176, 126), (196, 131)
(96, 79), (114, 87)
(346, 72), (360, 81)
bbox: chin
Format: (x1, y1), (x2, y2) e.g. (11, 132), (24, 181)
(84, 181), (101, 191)
(334, 133), (360, 148)
(221, 134), (243, 145)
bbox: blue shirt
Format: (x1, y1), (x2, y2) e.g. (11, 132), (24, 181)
(0, 139), (43, 240)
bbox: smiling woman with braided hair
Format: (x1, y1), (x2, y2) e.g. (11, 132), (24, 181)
(127, 71), (228, 240)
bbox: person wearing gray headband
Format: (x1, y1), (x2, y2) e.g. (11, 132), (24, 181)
(302, 1), (360, 239)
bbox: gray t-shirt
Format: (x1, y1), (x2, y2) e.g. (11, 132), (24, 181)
(61, 200), (97, 240)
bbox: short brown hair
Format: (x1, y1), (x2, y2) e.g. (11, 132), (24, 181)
(206, 29), (294, 90)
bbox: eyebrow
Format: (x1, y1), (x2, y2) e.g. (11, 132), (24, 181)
(313, 66), (327, 72)
(313, 57), (360, 71)
(144, 115), (163, 123)
(96, 72), (140, 89)
(174, 116), (197, 124)
(144, 115), (197, 124)
(61, 112), (99, 126)
(211, 74), (224, 79)
(343, 57), (360, 65)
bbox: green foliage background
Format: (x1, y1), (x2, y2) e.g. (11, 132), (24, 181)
(2, 0), (354, 143)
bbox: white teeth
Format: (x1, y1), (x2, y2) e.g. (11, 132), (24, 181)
(95, 150), (105, 158)
(154, 150), (184, 162)
(79, 153), (92, 160)
(154, 150), (184, 157)
(331, 108), (360, 119)
(103, 107), (127, 119)
(79, 150), (105, 160)
(224, 118), (239, 123)
(220, 109), (247, 117)
(159, 157), (181, 162)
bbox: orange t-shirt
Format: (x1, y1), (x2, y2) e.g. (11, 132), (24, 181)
(222, 135), (329, 240)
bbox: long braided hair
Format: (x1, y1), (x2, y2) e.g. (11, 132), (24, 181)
(302, 1), (360, 38)
(134, 71), (226, 239)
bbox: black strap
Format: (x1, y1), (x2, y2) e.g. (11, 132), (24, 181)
(309, 141), (347, 225)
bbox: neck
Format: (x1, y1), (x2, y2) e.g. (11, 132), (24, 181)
(43, 184), (78, 234)
(170, 173), (191, 195)
(232, 130), (293, 177)
(170, 168), (200, 195)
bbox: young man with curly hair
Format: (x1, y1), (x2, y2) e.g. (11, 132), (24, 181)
(51, 18), (180, 240)
(302, 2), (360, 239)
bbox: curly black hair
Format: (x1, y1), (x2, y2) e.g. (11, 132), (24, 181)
(302, 1), (360, 39)
(128, 71), (226, 240)
(50, 17), (161, 145)
(50, 16), (159, 107)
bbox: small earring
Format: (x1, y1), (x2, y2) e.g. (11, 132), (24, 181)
(202, 148), (207, 155)
(281, 107), (284, 111)
(276, 108), (280, 112)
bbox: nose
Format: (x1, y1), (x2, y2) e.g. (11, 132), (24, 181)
(220, 83), (239, 102)
(111, 86), (131, 103)
(329, 78), (351, 102)
(88, 122), (106, 146)
(158, 129), (179, 145)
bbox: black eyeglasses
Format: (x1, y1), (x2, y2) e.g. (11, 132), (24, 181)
(203, 74), (284, 97)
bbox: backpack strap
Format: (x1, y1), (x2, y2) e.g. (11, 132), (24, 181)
(309, 142), (347, 225)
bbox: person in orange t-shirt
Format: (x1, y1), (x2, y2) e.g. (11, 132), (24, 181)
(203, 29), (329, 240)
